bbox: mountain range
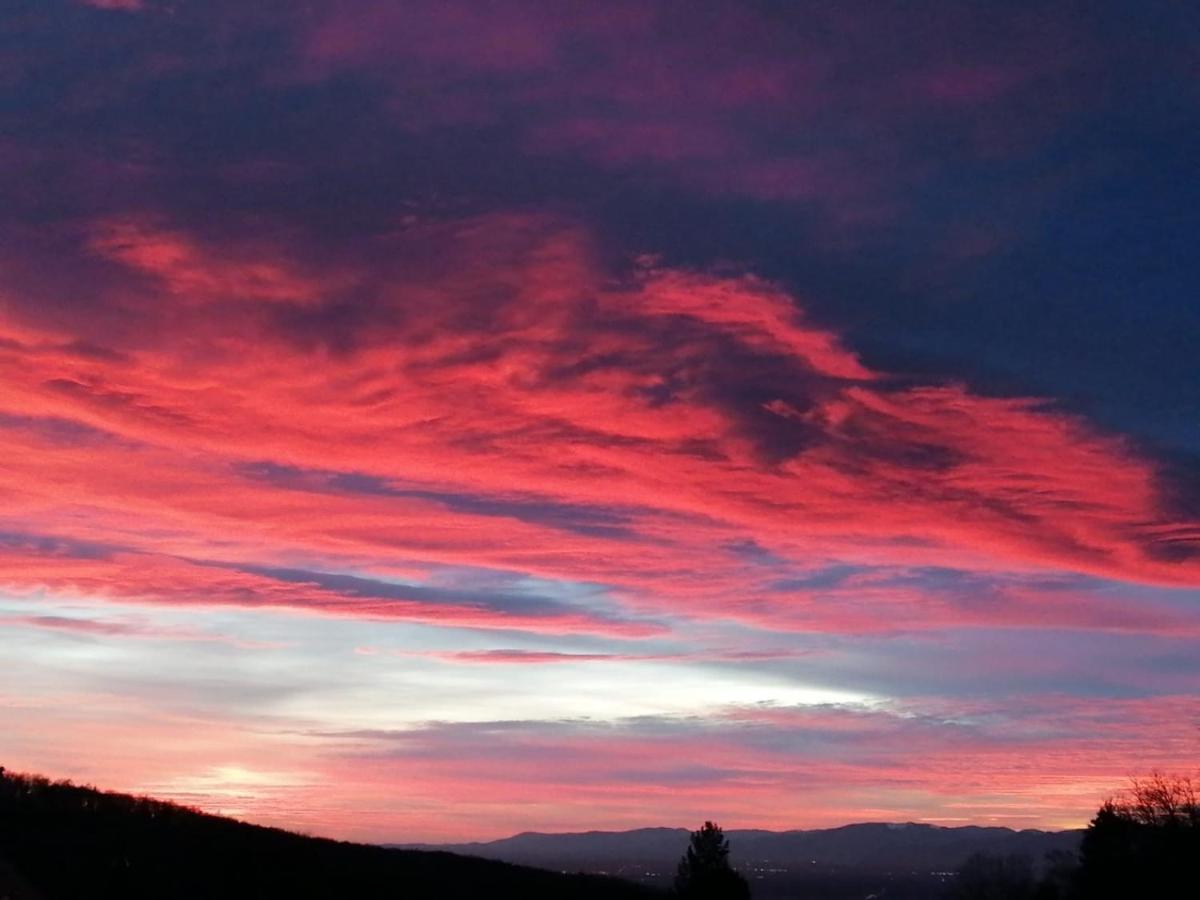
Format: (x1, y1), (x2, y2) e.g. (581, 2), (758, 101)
(403, 822), (1083, 897)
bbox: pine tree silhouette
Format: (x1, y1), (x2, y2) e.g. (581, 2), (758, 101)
(674, 821), (750, 899)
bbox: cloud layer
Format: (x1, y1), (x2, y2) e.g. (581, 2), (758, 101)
(1, 0), (1197, 841)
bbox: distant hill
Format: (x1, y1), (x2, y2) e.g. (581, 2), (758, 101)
(405, 821), (1082, 871)
(0, 768), (658, 900)
(404, 822), (1083, 898)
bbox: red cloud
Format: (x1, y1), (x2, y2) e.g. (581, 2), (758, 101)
(0, 211), (1195, 641)
(4, 0), (1194, 849)
(88, 219), (348, 306)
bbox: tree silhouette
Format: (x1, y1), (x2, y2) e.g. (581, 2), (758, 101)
(1077, 773), (1198, 900)
(674, 821), (750, 899)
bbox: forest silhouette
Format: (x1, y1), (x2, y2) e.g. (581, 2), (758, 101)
(0, 767), (654, 900)
(947, 774), (1199, 900)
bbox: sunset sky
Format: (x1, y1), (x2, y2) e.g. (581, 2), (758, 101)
(2, 0), (1198, 843)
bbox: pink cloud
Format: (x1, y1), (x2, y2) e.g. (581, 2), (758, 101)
(413, 648), (814, 665)
(3, 683), (1144, 841)
(0, 545), (660, 638)
(0, 611), (285, 649)
(88, 218), (349, 306)
(2, 0), (1193, 850)
(0, 211), (1195, 647)
(436, 650), (620, 665)
(295, 694), (1200, 839)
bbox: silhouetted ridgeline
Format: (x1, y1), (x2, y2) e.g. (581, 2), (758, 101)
(404, 822), (1081, 873)
(402, 823), (1083, 899)
(0, 768), (659, 900)
(5, 766), (1193, 900)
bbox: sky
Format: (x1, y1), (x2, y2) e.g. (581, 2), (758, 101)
(1, 0), (1198, 843)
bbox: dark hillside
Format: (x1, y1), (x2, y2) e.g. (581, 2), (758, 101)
(0, 769), (658, 900)
(0, 857), (42, 900)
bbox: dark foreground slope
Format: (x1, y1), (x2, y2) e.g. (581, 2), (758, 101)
(0, 769), (658, 900)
